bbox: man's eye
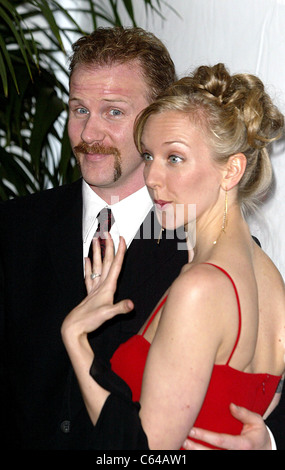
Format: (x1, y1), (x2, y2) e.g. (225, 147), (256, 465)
(142, 152), (153, 161)
(169, 155), (183, 163)
(109, 109), (123, 116)
(76, 107), (88, 115)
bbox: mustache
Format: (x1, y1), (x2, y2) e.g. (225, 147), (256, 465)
(73, 142), (120, 156)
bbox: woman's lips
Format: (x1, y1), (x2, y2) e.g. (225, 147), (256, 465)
(154, 199), (172, 210)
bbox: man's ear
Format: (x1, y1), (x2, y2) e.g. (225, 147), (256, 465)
(222, 153), (247, 190)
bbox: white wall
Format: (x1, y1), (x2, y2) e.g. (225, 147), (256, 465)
(116, 0), (285, 279)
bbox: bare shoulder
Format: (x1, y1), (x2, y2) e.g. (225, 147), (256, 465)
(254, 245), (285, 310)
(255, 244), (284, 282)
(156, 262), (239, 363)
(253, 244), (285, 374)
(170, 262), (235, 298)
(165, 262), (237, 323)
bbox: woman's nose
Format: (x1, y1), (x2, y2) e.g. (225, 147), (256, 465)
(144, 160), (163, 190)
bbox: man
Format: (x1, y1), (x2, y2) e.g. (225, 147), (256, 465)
(0, 26), (185, 450)
(0, 26), (283, 450)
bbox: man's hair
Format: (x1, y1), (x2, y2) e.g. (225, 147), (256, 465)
(69, 26), (176, 102)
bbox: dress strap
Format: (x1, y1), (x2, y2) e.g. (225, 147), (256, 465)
(203, 263), (242, 365)
(142, 296), (168, 336)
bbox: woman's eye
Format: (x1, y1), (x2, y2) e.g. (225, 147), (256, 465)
(142, 152), (153, 162)
(169, 155), (183, 164)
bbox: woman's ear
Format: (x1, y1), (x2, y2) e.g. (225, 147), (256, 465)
(222, 153), (247, 190)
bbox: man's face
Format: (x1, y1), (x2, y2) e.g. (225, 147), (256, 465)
(68, 61), (151, 201)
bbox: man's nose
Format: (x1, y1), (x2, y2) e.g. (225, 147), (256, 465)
(81, 115), (105, 144)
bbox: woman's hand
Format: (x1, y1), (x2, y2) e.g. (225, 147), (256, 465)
(62, 235), (134, 343)
(60, 234), (134, 426)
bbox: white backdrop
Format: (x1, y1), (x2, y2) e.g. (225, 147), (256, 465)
(115, 0), (285, 279)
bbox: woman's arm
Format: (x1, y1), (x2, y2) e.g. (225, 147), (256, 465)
(182, 382), (284, 451)
(183, 404), (273, 450)
(62, 242), (238, 450)
(139, 263), (235, 449)
(62, 235), (149, 449)
(61, 236), (134, 425)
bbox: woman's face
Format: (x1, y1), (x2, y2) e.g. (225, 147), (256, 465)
(141, 110), (223, 230)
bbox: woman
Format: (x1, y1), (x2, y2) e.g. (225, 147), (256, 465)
(62, 64), (285, 449)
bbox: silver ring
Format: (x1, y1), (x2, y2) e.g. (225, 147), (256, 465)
(90, 272), (101, 280)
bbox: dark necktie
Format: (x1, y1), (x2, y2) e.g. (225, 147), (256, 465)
(89, 208), (114, 262)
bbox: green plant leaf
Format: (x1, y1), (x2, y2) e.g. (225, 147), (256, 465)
(32, 0), (65, 51)
(0, 146), (39, 199)
(0, 48), (9, 96)
(29, 86), (65, 175)
(0, 4), (34, 83)
(120, 0), (137, 25)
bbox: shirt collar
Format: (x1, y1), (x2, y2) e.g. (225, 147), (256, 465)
(111, 185), (153, 248)
(82, 181), (107, 243)
(82, 179), (153, 246)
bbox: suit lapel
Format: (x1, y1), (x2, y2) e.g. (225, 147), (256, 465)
(117, 208), (188, 298)
(47, 180), (86, 308)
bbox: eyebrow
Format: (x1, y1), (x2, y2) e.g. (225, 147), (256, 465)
(103, 98), (129, 103)
(69, 97), (129, 104)
(141, 139), (191, 148)
(164, 140), (190, 146)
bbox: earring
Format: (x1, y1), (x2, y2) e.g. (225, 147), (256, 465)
(221, 188), (228, 233)
(213, 188), (228, 245)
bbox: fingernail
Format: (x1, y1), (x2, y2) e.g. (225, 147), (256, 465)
(183, 439), (193, 449)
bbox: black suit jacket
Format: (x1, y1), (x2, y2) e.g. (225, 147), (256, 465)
(265, 379), (285, 449)
(0, 179), (187, 449)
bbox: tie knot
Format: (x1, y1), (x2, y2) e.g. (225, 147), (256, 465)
(96, 208), (114, 238)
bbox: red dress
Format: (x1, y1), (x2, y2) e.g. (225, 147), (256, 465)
(110, 263), (281, 449)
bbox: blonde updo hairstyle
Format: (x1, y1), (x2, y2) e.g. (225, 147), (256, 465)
(134, 63), (284, 213)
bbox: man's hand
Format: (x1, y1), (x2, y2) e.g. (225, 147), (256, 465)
(183, 403), (272, 450)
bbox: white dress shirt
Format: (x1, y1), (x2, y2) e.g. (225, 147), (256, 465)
(82, 180), (153, 259)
